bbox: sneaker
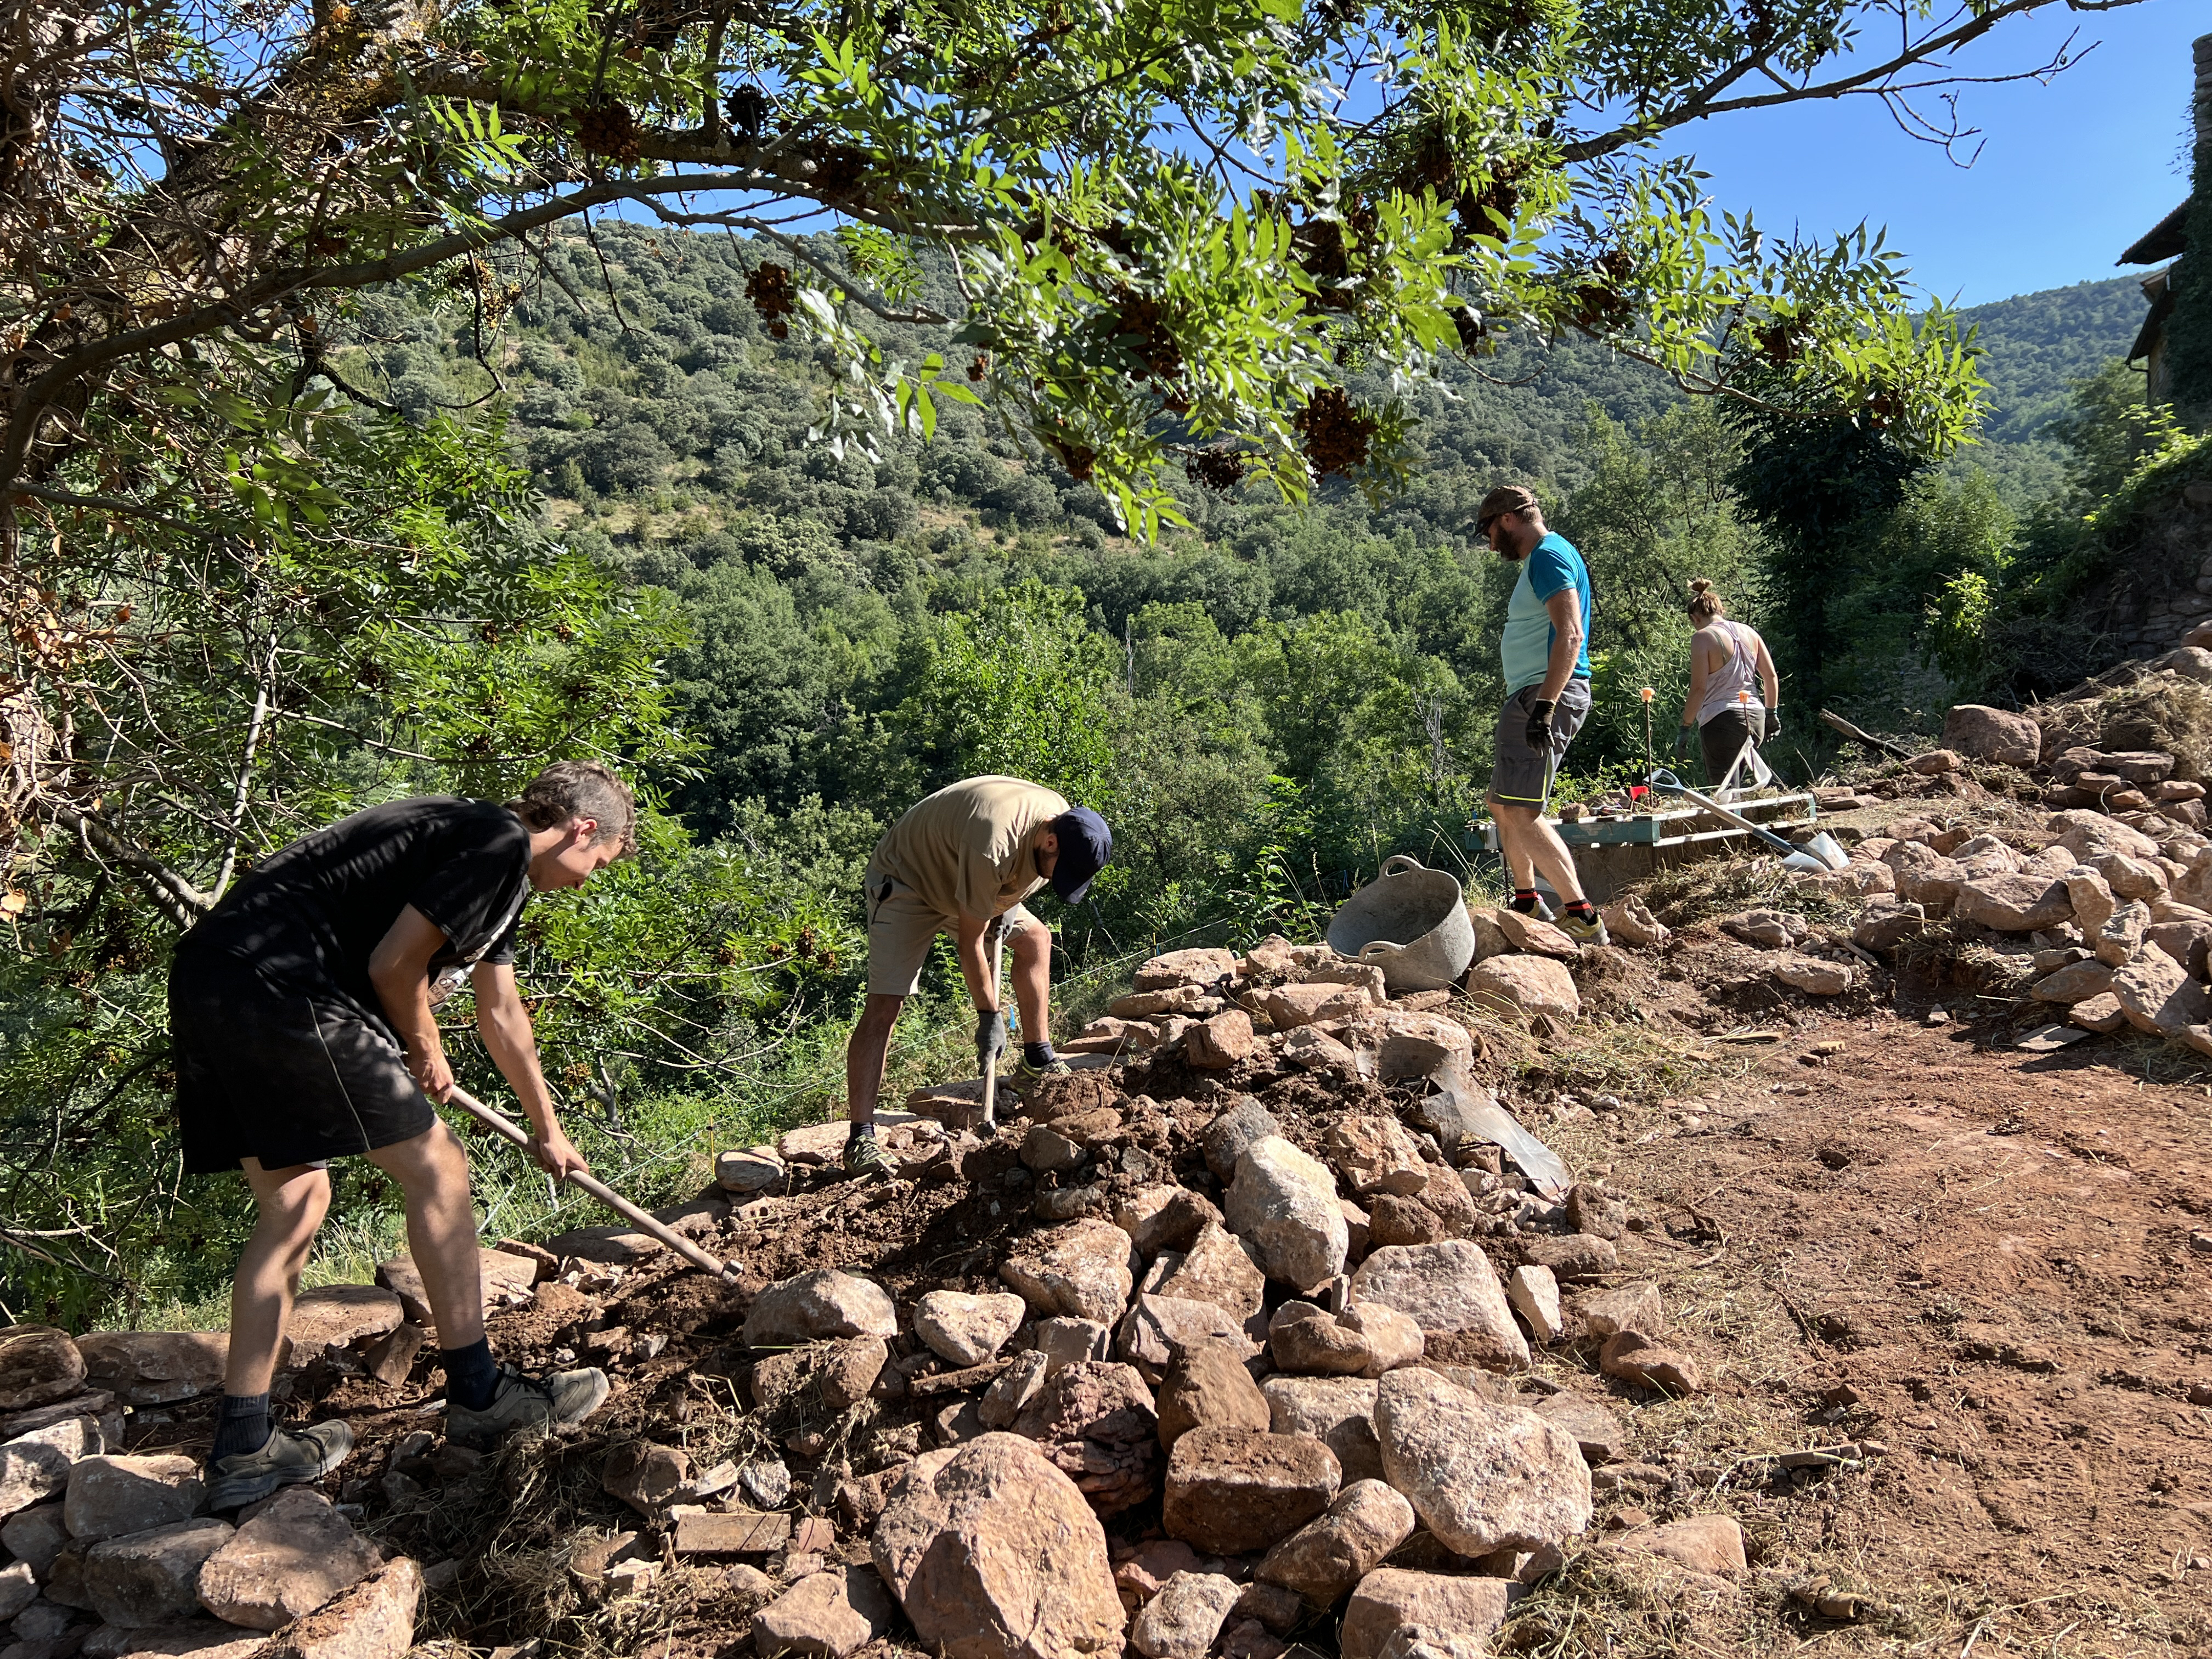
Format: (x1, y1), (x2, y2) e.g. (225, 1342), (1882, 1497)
(841, 1131), (891, 1181)
(1559, 909), (1610, 947)
(206, 1420), (355, 1511)
(1507, 895), (1556, 923)
(1014, 1053), (1071, 1081)
(446, 1365), (610, 1449)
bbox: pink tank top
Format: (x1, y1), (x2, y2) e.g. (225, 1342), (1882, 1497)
(1696, 620), (1765, 726)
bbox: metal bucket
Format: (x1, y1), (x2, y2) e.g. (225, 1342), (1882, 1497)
(1327, 855), (1477, 992)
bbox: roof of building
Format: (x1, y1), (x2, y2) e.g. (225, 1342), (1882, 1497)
(2120, 201), (2191, 267)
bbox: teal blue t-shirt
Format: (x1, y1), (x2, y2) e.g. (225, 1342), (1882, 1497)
(1500, 532), (1593, 695)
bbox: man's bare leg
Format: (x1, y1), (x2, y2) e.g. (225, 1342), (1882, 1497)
(1490, 800), (1590, 907)
(1008, 921), (1050, 1043)
(366, 1122), (484, 1352)
(224, 1160), (331, 1398)
(844, 993), (906, 1127)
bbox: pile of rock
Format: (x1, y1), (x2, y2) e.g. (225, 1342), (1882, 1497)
(628, 985), (1719, 1659)
(0, 1325), (417, 1659)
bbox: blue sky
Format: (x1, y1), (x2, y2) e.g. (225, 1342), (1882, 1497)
(1652, 1), (2202, 307)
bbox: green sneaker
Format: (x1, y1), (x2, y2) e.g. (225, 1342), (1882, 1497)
(206, 1420), (355, 1511)
(841, 1130), (891, 1181)
(1559, 909), (1610, 947)
(446, 1365), (609, 1449)
(1015, 1053), (1071, 1081)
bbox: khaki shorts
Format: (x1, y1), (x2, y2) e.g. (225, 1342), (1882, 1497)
(863, 868), (1042, 997)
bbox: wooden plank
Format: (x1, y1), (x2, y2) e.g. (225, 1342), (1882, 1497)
(673, 1510), (791, 1556)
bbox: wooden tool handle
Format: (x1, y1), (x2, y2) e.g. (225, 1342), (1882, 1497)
(445, 1086), (738, 1282)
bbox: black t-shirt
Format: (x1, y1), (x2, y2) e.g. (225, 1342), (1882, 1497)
(182, 797), (532, 1011)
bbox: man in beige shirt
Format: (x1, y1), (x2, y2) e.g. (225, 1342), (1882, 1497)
(843, 776), (1114, 1176)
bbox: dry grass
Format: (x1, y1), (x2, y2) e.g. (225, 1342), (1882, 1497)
(1637, 855), (1859, 932)
(2035, 674), (2212, 782)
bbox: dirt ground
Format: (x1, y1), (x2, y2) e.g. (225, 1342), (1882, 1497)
(120, 935), (2212, 1659)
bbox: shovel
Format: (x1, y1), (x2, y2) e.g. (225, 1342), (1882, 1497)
(1646, 769), (1850, 873)
(978, 919), (1006, 1136)
(445, 1085), (742, 1282)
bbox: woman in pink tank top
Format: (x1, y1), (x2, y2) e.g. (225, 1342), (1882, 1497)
(1680, 579), (1781, 785)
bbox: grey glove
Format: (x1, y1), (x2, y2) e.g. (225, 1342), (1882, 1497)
(1763, 708), (1781, 744)
(975, 1008), (1008, 1065)
(1523, 699), (1556, 754)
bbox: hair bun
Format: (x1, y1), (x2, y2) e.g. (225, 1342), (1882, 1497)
(1688, 578), (1711, 595)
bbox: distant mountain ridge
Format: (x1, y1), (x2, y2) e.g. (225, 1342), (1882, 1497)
(1956, 273), (2147, 445)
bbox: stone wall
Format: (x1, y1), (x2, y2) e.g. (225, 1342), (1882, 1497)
(2075, 479), (2212, 660)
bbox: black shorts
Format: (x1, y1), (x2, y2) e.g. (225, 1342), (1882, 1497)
(1700, 709), (1762, 784)
(170, 950), (436, 1175)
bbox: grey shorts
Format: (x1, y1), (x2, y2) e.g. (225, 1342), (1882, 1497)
(1489, 679), (1592, 808)
(863, 868), (1043, 997)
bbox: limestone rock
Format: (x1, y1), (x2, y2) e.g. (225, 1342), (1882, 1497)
(1280, 1025), (1363, 1079)
(2091, 851), (2168, 900)
(1224, 1138), (1348, 1294)
(82, 1519), (232, 1629)
(1597, 1331), (1703, 1395)
(2147, 917), (2212, 975)
(1256, 1480), (1415, 1607)
(1504, 1266), (1561, 1342)
(371, 1251), (537, 1329)
(64, 1457), (204, 1544)
(1572, 1283), (1663, 1339)
(2096, 900), (2149, 968)
(1264, 984), (1372, 1030)
(1348, 1243), (1527, 1370)
(715, 1148), (786, 1193)
(871, 1435), (1125, 1659)
(1161, 1429), (1341, 1556)
(1117, 1296), (1256, 1383)
(1885, 844), (1965, 910)
(1851, 898), (1925, 951)
(1112, 985), (1220, 1020)
(1531, 1392), (1630, 1465)
(282, 1288), (404, 1362)
(1008, 1362), (1161, 1518)
(1772, 957), (1852, 995)
(743, 1271), (898, 1348)
(1367, 1196), (1444, 1250)
(1261, 1376), (1383, 1486)
(1940, 706), (2040, 768)
(1202, 1101), (1283, 1183)
(195, 1488), (380, 1630)
(1186, 1010), (1256, 1070)
(0, 1417), (101, 1519)
(998, 1221), (1138, 1324)
(1720, 909), (1807, 949)
(1491, 910), (1579, 959)
(1034, 1318), (1111, 1374)
(1373, 1369), (1591, 1557)
(0, 1332), (86, 1415)
(75, 1336), (230, 1409)
(1339, 1571), (1513, 1659)
(1155, 1344), (1271, 1451)
(1114, 1188), (1223, 1259)
(913, 1293), (1028, 1368)
(976, 1351), (1048, 1430)
(1954, 874), (2073, 934)
(1599, 896), (1669, 946)
(1362, 1012), (1476, 1080)
(1134, 949), (1239, 993)
(1240, 936), (1299, 978)
(1324, 1118), (1431, 1198)
(1131, 1572), (1241, 1659)
(1461, 957), (1579, 1024)
(2062, 867), (2118, 938)
(2111, 950), (2212, 1037)
(265, 1556), (422, 1659)
(2072, 992), (2128, 1033)
(1154, 1224), (1266, 1327)
(2030, 960), (2114, 1003)
(602, 1443), (690, 1514)
(752, 1567), (897, 1659)
(1615, 1515), (1747, 1578)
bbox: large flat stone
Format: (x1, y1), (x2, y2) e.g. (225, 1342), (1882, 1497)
(82, 1520), (233, 1628)
(195, 1489), (379, 1630)
(1348, 1243), (1527, 1370)
(1340, 1570), (1513, 1659)
(371, 1252), (537, 1331)
(1161, 1429), (1340, 1556)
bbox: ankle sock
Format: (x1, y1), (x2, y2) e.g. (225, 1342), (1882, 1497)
(1509, 890), (1542, 915)
(211, 1392), (270, 1461)
(1023, 1041), (1056, 1069)
(847, 1120), (876, 1141)
(1565, 900), (1597, 922)
(441, 1338), (500, 1412)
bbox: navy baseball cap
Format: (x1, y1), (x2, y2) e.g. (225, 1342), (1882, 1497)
(1049, 807), (1113, 904)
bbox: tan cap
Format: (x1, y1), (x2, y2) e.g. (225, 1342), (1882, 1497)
(1476, 484), (1538, 532)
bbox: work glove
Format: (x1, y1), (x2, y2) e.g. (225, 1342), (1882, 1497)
(1524, 698), (1556, 754)
(975, 1008), (1008, 1066)
(1672, 724), (1692, 759)
(1763, 708), (1782, 744)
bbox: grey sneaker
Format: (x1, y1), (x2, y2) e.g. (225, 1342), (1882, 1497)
(206, 1420), (354, 1510)
(1015, 1054), (1071, 1081)
(1559, 909), (1610, 947)
(447, 1365), (609, 1448)
(841, 1131), (891, 1181)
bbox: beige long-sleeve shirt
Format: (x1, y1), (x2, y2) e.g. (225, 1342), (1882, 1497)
(869, 776), (1069, 923)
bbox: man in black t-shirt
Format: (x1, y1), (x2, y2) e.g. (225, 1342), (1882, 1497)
(170, 761), (635, 1508)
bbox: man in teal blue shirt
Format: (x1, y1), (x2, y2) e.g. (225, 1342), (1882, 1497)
(1480, 484), (1607, 945)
